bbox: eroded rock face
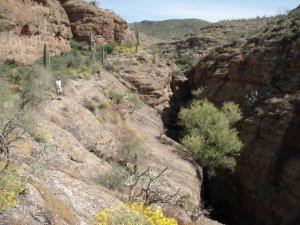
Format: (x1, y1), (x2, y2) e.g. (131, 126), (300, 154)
(110, 51), (176, 110)
(59, 0), (129, 43)
(0, 71), (202, 224)
(0, 0), (72, 64)
(185, 11), (300, 225)
(0, 0), (130, 64)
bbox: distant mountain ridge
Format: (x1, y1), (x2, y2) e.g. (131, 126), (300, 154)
(129, 19), (210, 41)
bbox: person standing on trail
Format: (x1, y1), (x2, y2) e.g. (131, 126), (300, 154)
(55, 77), (62, 100)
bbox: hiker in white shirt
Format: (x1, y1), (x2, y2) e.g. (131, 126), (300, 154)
(55, 77), (62, 100)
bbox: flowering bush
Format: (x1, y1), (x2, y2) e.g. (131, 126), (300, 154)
(0, 172), (26, 211)
(94, 202), (178, 225)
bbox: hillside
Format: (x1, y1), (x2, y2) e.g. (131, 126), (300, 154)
(0, 67), (201, 224)
(0, 1), (219, 225)
(0, 14), (221, 223)
(129, 19), (210, 42)
(155, 17), (276, 65)
(164, 7), (300, 225)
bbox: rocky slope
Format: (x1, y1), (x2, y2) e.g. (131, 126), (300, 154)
(166, 8), (300, 225)
(0, 67), (223, 224)
(130, 19), (209, 42)
(154, 17), (275, 62)
(0, 0), (129, 64)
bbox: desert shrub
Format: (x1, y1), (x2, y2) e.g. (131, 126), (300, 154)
(0, 81), (19, 121)
(179, 99), (242, 176)
(0, 171), (26, 211)
(117, 136), (142, 165)
(112, 93), (123, 104)
(19, 64), (53, 110)
(104, 44), (116, 55)
(0, 81), (37, 169)
(33, 129), (51, 143)
(175, 54), (197, 72)
(103, 61), (115, 72)
(70, 39), (89, 52)
(114, 41), (139, 54)
(296, 20), (300, 29)
(0, 64), (50, 139)
(171, 70), (183, 80)
(281, 30), (296, 41)
(89, 63), (102, 75)
(191, 87), (204, 99)
(98, 101), (112, 110)
(51, 49), (85, 79)
(94, 202), (178, 225)
(109, 90), (123, 104)
(52, 40), (104, 79)
(101, 85), (110, 97)
(99, 161), (127, 191)
(127, 91), (143, 111)
(94, 43), (117, 57)
(0, 62), (24, 84)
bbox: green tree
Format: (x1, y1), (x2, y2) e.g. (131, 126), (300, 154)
(179, 99), (242, 176)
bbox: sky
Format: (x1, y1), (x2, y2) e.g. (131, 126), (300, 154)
(96, 0), (300, 23)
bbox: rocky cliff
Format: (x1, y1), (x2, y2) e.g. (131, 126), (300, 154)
(59, 0), (129, 43)
(110, 51), (176, 110)
(0, 0), (129, 64)
(175, 9), (300, 225)
(0, 0), (72, 64)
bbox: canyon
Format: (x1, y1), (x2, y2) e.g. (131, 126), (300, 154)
(0, 1), (300, 225)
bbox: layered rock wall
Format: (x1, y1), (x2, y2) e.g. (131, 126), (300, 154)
(59, 0), (129, 43)
(186, 11), (300, 225)
(0, 0), (129, 64)
(110, 51), (175, 110)
(0, 0), (72, 64)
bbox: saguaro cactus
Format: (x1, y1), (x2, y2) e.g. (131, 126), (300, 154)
(89, 31), (94, 57)
(43, 43), (50, 69)
(135, 23), (140, 53)
(101, 45), (105, 64)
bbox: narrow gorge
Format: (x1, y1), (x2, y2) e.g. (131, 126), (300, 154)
(162, 6), (300, 225)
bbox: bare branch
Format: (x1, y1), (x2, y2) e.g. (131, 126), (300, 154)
(0, 119), (22, 172)
(123, 166), (182, 205)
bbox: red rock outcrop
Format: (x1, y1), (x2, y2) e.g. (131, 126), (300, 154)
(59, 0), (129, 44)
(185, 10), (300, 225)
(0, 0), (72, 64)
(0, 0), (130, 64)
(110, 51), (176, 110)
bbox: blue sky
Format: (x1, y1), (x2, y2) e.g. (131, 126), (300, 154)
(96, 0), (299, 23)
